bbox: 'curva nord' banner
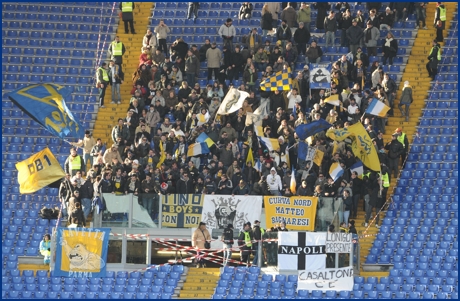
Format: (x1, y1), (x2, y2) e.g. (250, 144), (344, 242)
(264, 196), (318, 231)
(162, 194), (205, 228)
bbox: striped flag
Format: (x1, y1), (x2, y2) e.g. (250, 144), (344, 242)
(290, 165), (296, 194)
(196, 132), (215, 148)
(187, 142), (210, 157)
(329, 162), (344, 183)
(254, 159), (262, 172)
(260, 68), (292, 91)
(350, 160), (364, 178)
(323, 94), (341, 106)
(365, 98), (390, 117)
(259, 136), (280, 152)
(197, 111), (210, 126)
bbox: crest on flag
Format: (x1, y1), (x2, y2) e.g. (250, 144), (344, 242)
(309, 63), (332, 89)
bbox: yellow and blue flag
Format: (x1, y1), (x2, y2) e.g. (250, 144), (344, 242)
(258, 136), (280, 152)
(365, 98), (390, 117)
(329, 162), (344, 183)
(196, 132), (215, 148)
(15, 147), (65, 194)
(295, 119), (331, 140)
(350, 160), (364, 178)
(157, 141), (166, 168)
(313, 148), (324, 166)
(323, 94), (341, 106)
(53, 227), (110, 277)
(187, 142), (210, 157)
(246, 147), (255, 167)
(8, 84), (85, 139)
(260, 68), (292, 91)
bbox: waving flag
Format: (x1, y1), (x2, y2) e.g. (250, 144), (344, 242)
(246, 99), (270, 126)
(254, 159), (262, 172)
(197, 111), (210, 125)
(16, 148), (65, 194)
(313, 148), (324, 166)
(295, 119), (331, 140)
(260, 68), (292, 91)
(157, 140), (166, 168)
(323, 94), (341, 106)
(196, 132), (215, 148)
(298, 141), (309, 162)
(246, 147), (255, 167)
(290, 166), (296, 194)
(259, 136), (280, 152)
(216, 88), (249, 115)
(187, 142), (210, 157)
(350, 160), (364, 178)
(8, 84), (85, 139)
(329, 162), (344, 183)
(365, 98), (390, 117)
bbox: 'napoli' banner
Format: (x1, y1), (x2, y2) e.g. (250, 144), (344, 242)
(8, 84), (85, 139)
(54, 227), (110, 277)
(264, 196), (318, 231)
(201, 195), (263, 231)
(162, 194), (205, 228)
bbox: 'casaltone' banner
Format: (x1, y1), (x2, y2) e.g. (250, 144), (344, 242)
(264, 196), (318, 231)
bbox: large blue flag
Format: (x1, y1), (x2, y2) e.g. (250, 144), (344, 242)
(8, 84), (85, 139)
(298, 141), (309, 161)
(295, 119), (331, 140)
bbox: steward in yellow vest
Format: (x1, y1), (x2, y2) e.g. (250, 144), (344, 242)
(64, 147), (86, 176)
(238, 222), (254, 266)
(119, 2), (136, 34)
(426, 39), (441, 80)
(434, 3), (447, 29)
(109, 36), (126, 66)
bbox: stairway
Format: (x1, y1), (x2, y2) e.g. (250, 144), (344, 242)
(92, 3), (154, 145)
(177, 267), (219, 299)
(357, 2), (457, 278)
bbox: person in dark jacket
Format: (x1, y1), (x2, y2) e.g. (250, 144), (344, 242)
(170, 38), (189, 60)
(261, 4), (273, 39)
(338, 9), (353, 47)
(364, 173), (383, 227)
(426, 39), (441, 80)
(296, 180), (312, 196)
(349, 171), (363, 219)
(293, 22), (311, 55)
(324, 11), (338, 47)
(69, 202), (86, 227)
(222, 224), (234, 265)
(251, 176), (271, 196)
(204, 176), (217, 194)
(378, 7), (395, 30)
(217, 174), (233, 195)
(346, 19), (364, 55)
(187, 2), (199, 21)
(79, 177), (94, 219)
(276, 20), (292, 49)
(199, 39), (211, 62)
(238, 222), (254, 266)
(252, 220), (264, 266)
(382, 32), (398, 65)
(239, 2), (253, 19)
(384, 133), (404, 179)
(125, 173), (140, 195)
(119, 2), (135, 34)
(176, 173), (193, 194)
(313, 2), (331, 30)
(342, 189), (352, 225)
(232, 180), (250, 195)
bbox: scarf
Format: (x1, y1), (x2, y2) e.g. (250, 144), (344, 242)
(385, 38), (393, 47)
(365, 28), (372, 43)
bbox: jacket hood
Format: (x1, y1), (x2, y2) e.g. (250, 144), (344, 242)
(270, 167), (277, 174)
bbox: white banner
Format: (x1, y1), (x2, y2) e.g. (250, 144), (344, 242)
(298, 267), (354, 291)
(278, 232), (326, 271)
(326, 232), (352, 254)
(217, 88), (249, 115)
(201, 195), (262, 231)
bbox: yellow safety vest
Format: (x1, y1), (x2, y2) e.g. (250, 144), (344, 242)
(429, 45), (441, 61)
(244, 232), (252, 247)
(397, 133), (406, 147)
(98, 67), (109, 82)
(340, 227), (349, 233)
(121, 2), (133, 12)
(260, 228), (265, 236)
(381, 173), (390, 188)
(111, 41), (124, 56)
(363, 172), (371, 179)
(439, 6), (446, 21)
(69, 155), (81, 171)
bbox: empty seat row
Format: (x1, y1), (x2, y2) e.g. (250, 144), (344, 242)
(4, 42), (99, 53)
(3, 22), (114, 33)
(3, 74), (93, 85)
(412, 135), (458, 145)
(2, 12), (112, 24)
(3, 33), (111, 44)
(3, 55), (96, 66)
(2, 3), (110, 13)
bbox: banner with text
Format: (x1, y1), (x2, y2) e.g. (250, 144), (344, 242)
(162, 194), (205, 228)
(326, 232), (352, 254)
(298, 267), (354, 291)
(264, 196), (318, 231)
(53, 227), (110, 278)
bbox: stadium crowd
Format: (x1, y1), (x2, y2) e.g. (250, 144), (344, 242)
(61, 1), (431, 228)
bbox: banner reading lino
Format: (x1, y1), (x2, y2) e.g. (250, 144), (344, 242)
(264, 196), (318, 231)
(53, 227), (110, 278)
(162, 194), (205, 228)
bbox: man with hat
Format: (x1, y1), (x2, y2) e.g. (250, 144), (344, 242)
(384, 132), (404, 180)
(238, 222), (254, 266)
(222, 223), (235, 266)
(346, 18), (364, 55)
(218, 18), (236, 51)
(251, 220), (265, 266)
(363, 20), (380, 56)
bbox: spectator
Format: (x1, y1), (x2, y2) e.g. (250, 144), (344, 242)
(351, 59), (366, 89)
(313, 2), (331, 30)
(170, 37), (189, 61)
(415, 2), (427, 29)
(384, 133), (404, 179)
(435, 19), (444, 42)
(72, 130), (96, 168)
(69, 202), (86, 227)
(96, 62), (109, 108)
(108, 36), (126, 68)
(305, 40), (323, 64)
(267, 167), (282, 196)
(139, 48), (153, 68)
(261, 4), (274, 39)
(324, 11), (338, 47)
(253, 47), (269, 72)
(217, 174), (233, 195)
(187, 2), (199, 22)
(206, 42), (222, 81)
(293, 22), (311, 55)
(199, 39), (211, 62)
(297, 3), (311, 27)
(64, 147), (86, 177)
(154, 19), (170, 55)
(232, 180), (250, 195)
(367, 9), (380, 28)
(382, 32), (398, 65)
(142, 29), (157, 52)
(363, 21), (380, 56)
(239, 2), (253, 20)
(39, 234), (51, 264)
(243, 28), (263, 55)
(243, 63), (258, 92)
(108, 60), (124, 105)
(398, 81), (413, 122)
(265, 2), (281, 29)
(218, 18), (236, 51)
(379, 7), (395, 30)
(347, 19), (364, 55)
(338, 9), (353, 48)
(276, 20), (292, 50)
(391, 2), (409, 22)
(281, 3), (297, 34)
(371, 66), (383, 89)
(184, 49), (199, 87)
(119, 2), (135, 34)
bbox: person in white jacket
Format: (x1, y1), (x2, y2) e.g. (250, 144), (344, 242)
(142, 29), (157, 53)
(218, 18), (237, 51)
(267, 167), (282, 196)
